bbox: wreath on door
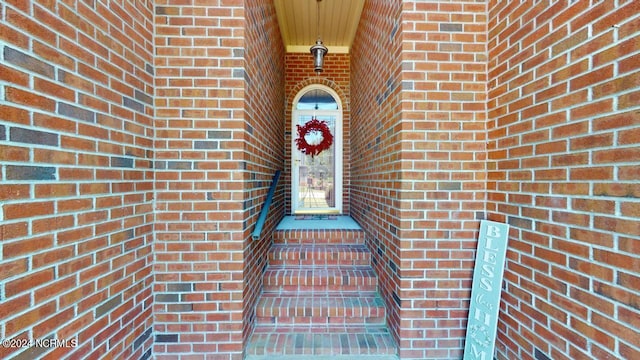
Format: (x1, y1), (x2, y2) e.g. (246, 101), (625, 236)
(295, 117), (333, 158)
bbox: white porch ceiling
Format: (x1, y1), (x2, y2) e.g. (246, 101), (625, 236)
(274, 0), (365, 54)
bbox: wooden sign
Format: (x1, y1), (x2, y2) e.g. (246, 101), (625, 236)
(463, 220), (510, 360)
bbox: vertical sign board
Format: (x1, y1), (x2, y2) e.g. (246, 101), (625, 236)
(463, 220), (510, 360)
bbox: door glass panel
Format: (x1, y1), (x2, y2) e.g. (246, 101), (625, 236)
(295, 114), (336, 212)
(296, 89), (338, 110)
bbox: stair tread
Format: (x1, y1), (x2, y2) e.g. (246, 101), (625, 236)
(263, 266), (378, 280)
(265, 265), (376, 271)
(270, 244), (369, 248)
(256, 291), (386, 316)
(269, 244), (371, 252)
(247, 326), (397, 356)
(273, 229), (366, 244)
(258, 291), (384, 305)
(264, 266), (377, 275)
(253, 324), (393, 333)
(260, 290), (381, 298)
(269, 244), (371, 264)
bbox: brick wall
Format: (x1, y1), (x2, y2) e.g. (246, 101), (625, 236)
(284, 52), (351, 215)
(153, 0), (249, 358)
(350, 0), (404, 354)
(352, 0), (487, 358)
(153, 0), (284, 358)
(243, 0), (285, 352)
(0, 0), (155, 359)
(398, 1), (488, 357)
(487, 1), (640, 359)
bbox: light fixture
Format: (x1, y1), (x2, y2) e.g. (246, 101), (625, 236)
(310, 0), (328, 73)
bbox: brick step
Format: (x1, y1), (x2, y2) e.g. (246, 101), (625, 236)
(269, 244), (371, 266)
(246, 325), (398, 358)
(248, 222), (397, 359)
(263, 266), (378, 292)
(273, 229), (366, 245)
(256, 291), (386, 326)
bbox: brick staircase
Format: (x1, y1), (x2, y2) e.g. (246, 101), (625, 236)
(245, 228), (398, 359)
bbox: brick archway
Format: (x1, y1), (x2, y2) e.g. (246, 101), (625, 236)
(287, 78), (349, 113)
(284, 76), (351, 215)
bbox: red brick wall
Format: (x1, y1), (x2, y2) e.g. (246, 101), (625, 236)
(350, 0), (405, 353)
(153, 0), (248, 358)
(154, 0), (284, 358)
(154, 0), (246, 359)
(487, 1), (640, 359)
(0, 0), (155, 359)
(243, 0), (285, 352)
(398, 1), (488, 357)
(352, 0), (488, 358)
(284, 52), (351, 215)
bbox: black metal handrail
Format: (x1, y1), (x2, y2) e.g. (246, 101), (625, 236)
(252, 170), (281, 240)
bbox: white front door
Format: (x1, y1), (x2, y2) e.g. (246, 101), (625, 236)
(291, 86), (342, 214)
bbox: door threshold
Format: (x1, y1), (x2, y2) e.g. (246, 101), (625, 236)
(276, 215), (362, 230)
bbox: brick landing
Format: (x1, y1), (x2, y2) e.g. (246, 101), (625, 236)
(245, 226), (398, 359)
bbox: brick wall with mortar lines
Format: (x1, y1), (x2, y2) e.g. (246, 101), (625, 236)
(0, 0), (155, 359)
(243, 0), (285, 352)
(350, 0), (404, 354)
(487, 1), (640, 359)
(284, 52), (351, 215)
(153, 0), (248, 358)
(399, 1), (488, 359)
(352, 0), (488, 359)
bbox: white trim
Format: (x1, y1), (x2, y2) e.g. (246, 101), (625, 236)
(286, 45), (350, 54)
(291, 85), (343, 214)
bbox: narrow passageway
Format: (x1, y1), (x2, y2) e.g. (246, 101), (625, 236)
(0, 1), (637, 359)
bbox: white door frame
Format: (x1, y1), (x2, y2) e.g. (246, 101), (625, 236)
(291, 84), (343, 214)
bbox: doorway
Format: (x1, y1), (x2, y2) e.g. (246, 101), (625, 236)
(291, 85), (343, 214)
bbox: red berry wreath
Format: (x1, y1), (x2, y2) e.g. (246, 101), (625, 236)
(295, 117), (333, 158)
